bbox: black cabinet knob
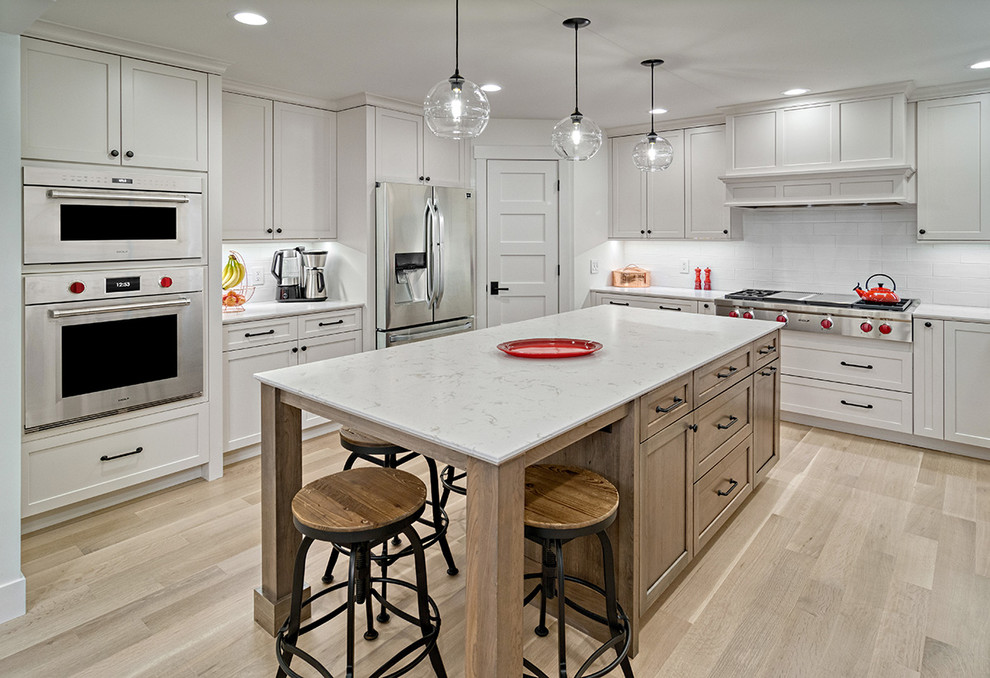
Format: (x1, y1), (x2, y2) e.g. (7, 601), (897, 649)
(919, 229), (926, 235)
(109, 149), (119, 157)
(300, 345), (307, 351)
(266, 228), (273, 234)
(125, 150), (134, 158)
(291, 347), (298, 353)
(723, 229), (729, 234)
(419, 176), (424, 181)
(925, 321), (932, 328)
(640, 230), (646, 235)
(425, 176), (431, 182)
(646, 229), (652, 234)
(276, 228), (282, 234)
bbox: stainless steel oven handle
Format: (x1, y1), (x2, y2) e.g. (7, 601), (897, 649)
(49, 298), (192, 318)
(46, 189), (190, 204)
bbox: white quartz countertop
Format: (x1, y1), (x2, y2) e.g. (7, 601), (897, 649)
(222, 300), (364, 324)
(592, 286), (730, 301)
(256, 305), (778, 465)
(913, 303), (990, 323)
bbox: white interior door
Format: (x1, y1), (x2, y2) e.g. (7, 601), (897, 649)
(486, 160), (559, 327)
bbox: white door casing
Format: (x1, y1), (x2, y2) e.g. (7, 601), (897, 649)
(486, 160), (559, 327)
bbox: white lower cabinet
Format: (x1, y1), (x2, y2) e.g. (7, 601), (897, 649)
(912, 318), (944, 439)
(222, 308), (363, 452)
(593, 291), (718, 314)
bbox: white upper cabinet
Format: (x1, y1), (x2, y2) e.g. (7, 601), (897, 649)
(222, 92), (335, 240)
(375, 107), (470, 187)
(609, 134), (647, 238)
(21, 38), (208, 171)
(685, 125), (736, 239)
(916, 93), (990, 241)
(647, 130), (687, 239)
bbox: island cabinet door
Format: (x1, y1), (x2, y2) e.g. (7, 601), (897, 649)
(639, 417), (694, 611)
(753, 359), (781, 486)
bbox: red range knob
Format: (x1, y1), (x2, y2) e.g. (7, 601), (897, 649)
(879, 323), (892, 335)
(159, 276), (173, 288)
(68, 281), (85, 294)
(860, 322), (873, 333)
(728, 310), (739, 318)
(776, 314), (788, 323)
(742, 311), (754, 319)
(821, 318), (833, 330)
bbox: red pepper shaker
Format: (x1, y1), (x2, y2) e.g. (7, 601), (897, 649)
(694, 267), (702, 290)
(703, 267), (712, 291)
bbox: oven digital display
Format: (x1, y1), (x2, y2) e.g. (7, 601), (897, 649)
(106, 276), (141, 293)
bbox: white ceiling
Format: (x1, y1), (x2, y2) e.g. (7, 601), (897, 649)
(30, 0), (990, 128)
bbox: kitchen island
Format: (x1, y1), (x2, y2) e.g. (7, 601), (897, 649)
(254, 304), (780, 677)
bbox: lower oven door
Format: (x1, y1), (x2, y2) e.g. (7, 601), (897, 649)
(24, 291), (204, 431)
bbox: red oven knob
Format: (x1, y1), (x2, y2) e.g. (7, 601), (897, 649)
(728, 310), (739, 318)
(159, 276), (173, 288)
(742, 311), (754, 319)
(860, 321), (873, 333)
(68, 281), (85, 294)
(879, 323), (892, 335)
(776, 314), (788, 323)
(821, 318), (834, 330)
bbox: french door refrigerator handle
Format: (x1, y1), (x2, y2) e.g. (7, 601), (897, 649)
(434, 200), (445, 307)
(424, 200), (437, 309)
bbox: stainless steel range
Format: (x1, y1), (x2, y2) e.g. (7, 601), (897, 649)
(715, 289), (918, 342)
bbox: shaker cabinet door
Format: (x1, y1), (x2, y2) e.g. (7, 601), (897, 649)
(223, 343), (297, 451)
(222, 92), (274, 239)
(274, 102), (336, 239)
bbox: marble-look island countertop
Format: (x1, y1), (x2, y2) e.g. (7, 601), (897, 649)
(256, 305), (778, 464)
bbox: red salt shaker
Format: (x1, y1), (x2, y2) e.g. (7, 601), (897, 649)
(703, 267), (712, 291)
(694, 267), (702, 290)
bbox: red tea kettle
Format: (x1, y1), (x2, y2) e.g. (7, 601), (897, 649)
(854, 274), (900, 304)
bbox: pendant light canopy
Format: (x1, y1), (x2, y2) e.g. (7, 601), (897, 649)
(551, 18), (602, 161)
(632, 59), (674, 172)
(424, 0), (490, 139)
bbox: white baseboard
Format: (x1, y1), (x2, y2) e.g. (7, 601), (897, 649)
(0, 575), (26, 624)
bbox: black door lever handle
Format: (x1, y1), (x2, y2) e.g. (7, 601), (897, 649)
(490, 281), (510, 295)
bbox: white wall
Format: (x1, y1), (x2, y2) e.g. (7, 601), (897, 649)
(0, 31), (27, 624)
(622, 206), (990, 307)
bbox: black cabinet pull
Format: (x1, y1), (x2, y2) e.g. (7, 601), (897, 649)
(646, 229), (652, 234)
(925, 321), (932, 328)
(125, 150), (134, 158)
(245, 329), (276, 338)
(657, 305), (682, 311)
(716, 366), (739, 379)
(109, 149), (119, 157)
(640, 230), (646, 235)
(840, 399), (874, 409)
(100, 446), (143, 462)
(722, 229), (729, 235)
(687, 423), (698, 432)
(758, 345), (776, 355)
(919, 229), (926, 235)
(425, 176), (431, 182)
(275, 228), (282, 234)
(716, 478), (739, 496)
(300, 346), (307, 351)
(291, 347), (298, 353)
(318, 319), (345, 327)
(266, 228), (273, 234)
(716, 415), (739, 430)
(608, 301), (630, 306)
(840, 361), (873, 370)
(656, 397), (685, 413)
(759, 367), (777, 376)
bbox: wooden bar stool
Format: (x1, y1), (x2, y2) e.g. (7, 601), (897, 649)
(323, 428), (458, 624)
(522, 465), (634, 678)
(275, 467), (446, 678)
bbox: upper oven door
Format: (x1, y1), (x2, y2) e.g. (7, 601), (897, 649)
(23, 185), (204, 264)
(23, 289), (205, 431)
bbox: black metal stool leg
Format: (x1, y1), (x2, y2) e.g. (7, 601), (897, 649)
(386, 453), (403, 546)
(554, 540), (568, 678)
(356, 544), (379, 642)
(276, 535), (314, 678)
(321, 547), (340, 584)
(346, 548), (358, 677)
(405, 526), (447, 678)
(425, 457), (458, 575)
(535, 541), (554, 637)
(598, 531), (634, 678)
(377, 539), (391, 624)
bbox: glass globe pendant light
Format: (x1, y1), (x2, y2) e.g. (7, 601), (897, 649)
(551, 18), (602, 161)
(423, 0), (490, 139)
(632, 59), (674, 171)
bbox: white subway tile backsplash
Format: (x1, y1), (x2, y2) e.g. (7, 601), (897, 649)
(932, 290), (989, 307)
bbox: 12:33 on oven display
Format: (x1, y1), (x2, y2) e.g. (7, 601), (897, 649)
(106, 276), (140, 293)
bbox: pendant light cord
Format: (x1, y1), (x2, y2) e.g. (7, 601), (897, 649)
(649, 62), (656, 135)
(454, 0), (460, 77)
(573, 23), (580, 116)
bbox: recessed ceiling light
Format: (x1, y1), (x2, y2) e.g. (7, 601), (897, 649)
(232, 11), (267, 26)
(970, 60), (990, 69)
(649, 107), (667, 115)
(480, 83), (502, 92)
(782, 88), (810, 96)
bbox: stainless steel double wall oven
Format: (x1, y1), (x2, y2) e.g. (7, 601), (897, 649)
(22, 166), (208, 432)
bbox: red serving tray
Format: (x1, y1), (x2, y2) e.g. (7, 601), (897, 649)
(497, 338), (603, 359)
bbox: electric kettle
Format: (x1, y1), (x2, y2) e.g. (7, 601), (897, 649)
(271, 248), (302, 301)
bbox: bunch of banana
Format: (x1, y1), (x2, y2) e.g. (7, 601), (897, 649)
(222, 253), (246, 290)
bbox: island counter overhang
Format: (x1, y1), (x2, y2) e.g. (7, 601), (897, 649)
(254, 305), (781, 677)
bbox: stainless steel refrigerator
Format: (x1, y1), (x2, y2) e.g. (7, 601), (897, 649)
(376, 182), (475, 348)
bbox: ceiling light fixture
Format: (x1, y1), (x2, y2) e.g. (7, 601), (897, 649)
(551, 18), (602, 161)
(970, 60), (990, 69)
(231, 11), (267, 26)
(480, 83), (502, 92)
(782, 88), (810, 96)
(632, 59), (674, 172)
(423, 0), (490, 139)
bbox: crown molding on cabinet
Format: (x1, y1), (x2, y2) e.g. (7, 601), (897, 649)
(605, 113), (726, 139)
(222, 79), (337, 110)
(718, 81), (914, 115)
(910, 77), (990, 101)
(23, 20), (230, 74)
(334, 92), (422, 116)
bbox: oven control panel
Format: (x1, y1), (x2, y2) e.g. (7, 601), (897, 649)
(24, 267), (204, 305)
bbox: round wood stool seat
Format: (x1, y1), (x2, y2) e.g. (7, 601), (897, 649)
(524, 464), (620, 540)
(292, 468), (426, 544)
(339, 426), (407, 455)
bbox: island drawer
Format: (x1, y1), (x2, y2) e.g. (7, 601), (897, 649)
(640, 374), (693, 442)
(694, 435), (753, 552)
(694, 376), (753, 480)
(694, 344), (753, 404)
(753, 330), (780, 370)
(223, 316), (297, 350)
(299, 307), (363, 340)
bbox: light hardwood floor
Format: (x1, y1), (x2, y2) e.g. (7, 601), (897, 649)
(1, 422), (988, 677)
